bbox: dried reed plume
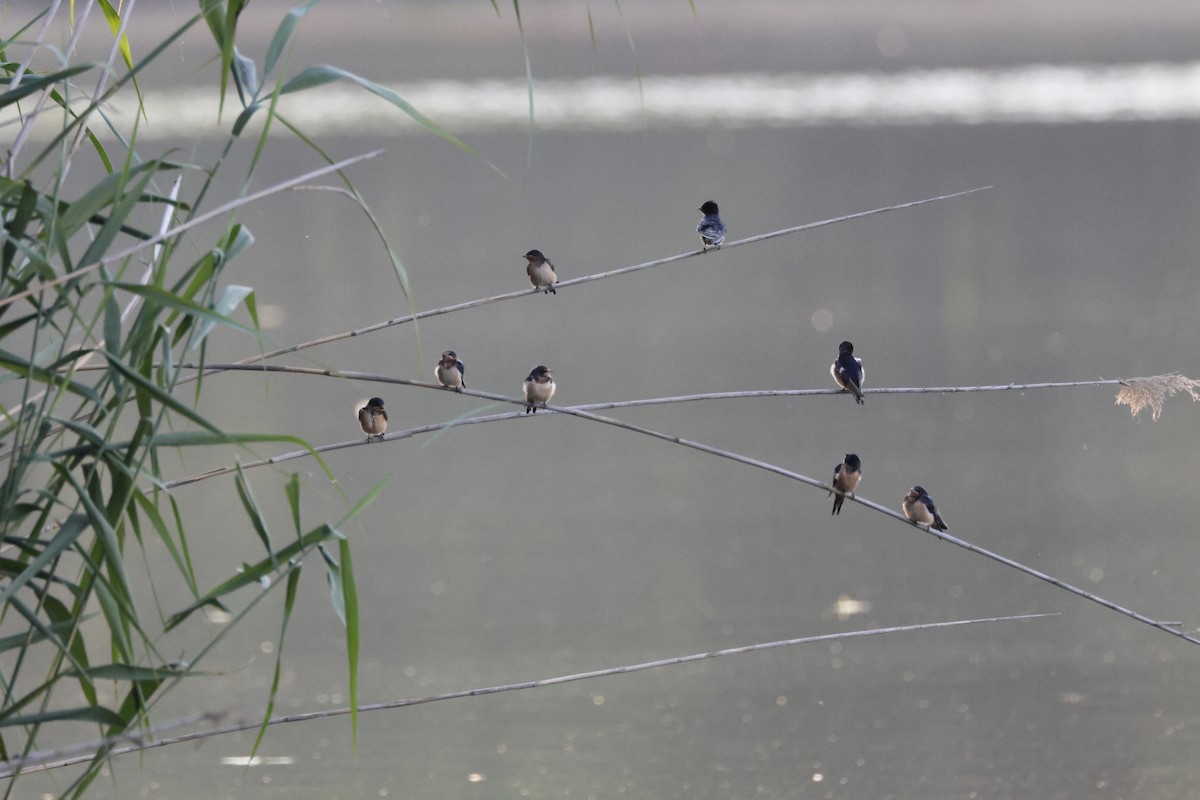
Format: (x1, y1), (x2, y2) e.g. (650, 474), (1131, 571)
(1114, 373), (1200, 421)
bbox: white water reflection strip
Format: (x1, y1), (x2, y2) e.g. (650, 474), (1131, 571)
(13, 61), (1200, 139)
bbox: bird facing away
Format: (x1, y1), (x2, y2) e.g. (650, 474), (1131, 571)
(523, 365), (555, 413)
(830, 340), (865, 405)
(697, 200), (727, 251)
(357, 397), (388, 442)
(435, 350), (466, 391)
(829, 453), (862, 515)
(902, 485), (948, 531)
(525, 249), (557, 294)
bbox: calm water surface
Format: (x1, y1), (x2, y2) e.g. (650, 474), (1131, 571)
(11, 2), (1200, 798)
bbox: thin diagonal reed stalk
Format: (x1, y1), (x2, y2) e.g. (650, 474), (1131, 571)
(0, 612), (1055, 777)
(172, 186), (991, 380)
(0, 187), (990, 460)
(150, 368), (1197, 489)
(147, 371), (1200, 652)
(0, 711), (224, 777)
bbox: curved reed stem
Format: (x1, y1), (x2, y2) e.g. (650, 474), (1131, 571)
(0, 612), (1054, 777)
(0, 186), (991, 462)
(153, 368), (1196, 489)
(151, 368), (1200, 649)
(171, 186), (991, 381)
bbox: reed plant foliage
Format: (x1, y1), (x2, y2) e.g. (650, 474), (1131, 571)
(0, 1), (433, 793)
(4, 1), (1195, 796)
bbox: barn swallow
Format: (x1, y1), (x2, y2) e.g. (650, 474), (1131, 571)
(357, 397), (388, 441)
(697, 200), (727, 251)
(525, 249), (557, 294)
(523, 365), (555, 413)
(435, 350), (466, 391)
(828, 453), (862, 515)
(902, 485), (948, 531)
(830, 340), (865, 405)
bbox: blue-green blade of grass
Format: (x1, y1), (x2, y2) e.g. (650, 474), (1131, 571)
(64, 475), (137, 660)
(335, 473), (394, 528)
(231, 48), (258, 103)
(158, 322), (176, 386)
(338, 536), (360, 747)
(234, 463), (274, 561)
(264, 0), (324, 80)
(0, 65), (92, 109)
(38, 85), (117, 171)
(149, 431), (340, 487)
(19, 13), (200, 179)
(108, 283), (257, 341)
(3, 242), (55, 282)
(77, 664), (204, 681)
(274, 113), (432, 291)
(0, 617), (78, 655)
(317, 544), (345, 625)
(285, 473), (302, 539)
(279, 65), (478, 155)
(69, 157), (162, 264)
(166, 523), (342, 631)
(2, 594), (90, 678)
(190, 283), (254, 349)
(224, 224), (255, 261)
(110, 674), (164, 727)
(42, 593), (99, 707)
(83, 123), (115, 173)
(0, 350), (102, 404)
(167, 493), (199, 594)
(319, 537), (355, 753)
(512, 0), (535, 167)
(243, 287), (261, 330)
(247, 566), (301, 765)
(86, 573), (135, 666)
(0, 513), (89, 608)
(201, 0), (233, 118)
(36, 416), (115, 462)
(231, 101), (262, 137)
(77, 166), (158, 270)
(97, 0), (142, 112)
(132, 490), (198, 596)
(103, 277), (121, 356)
(0, 6), (48, 46)
(2, 180), (40, 281)
(64, 132), (152, 237)
(149, 429), (314, 451)
(1, 706), (126, 728)
(100, 353), (224, 436)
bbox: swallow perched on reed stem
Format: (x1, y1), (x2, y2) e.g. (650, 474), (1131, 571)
(830, 340), (865, 405)
(357, 397), (388, 441)
(829, 453), (862, 515)
(525, 249), (557, 294)
(435, 350), (466, 391)
(523, 366), (555, 413)
(697, 200), (727, 251)
(902, 485), (948, 531)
